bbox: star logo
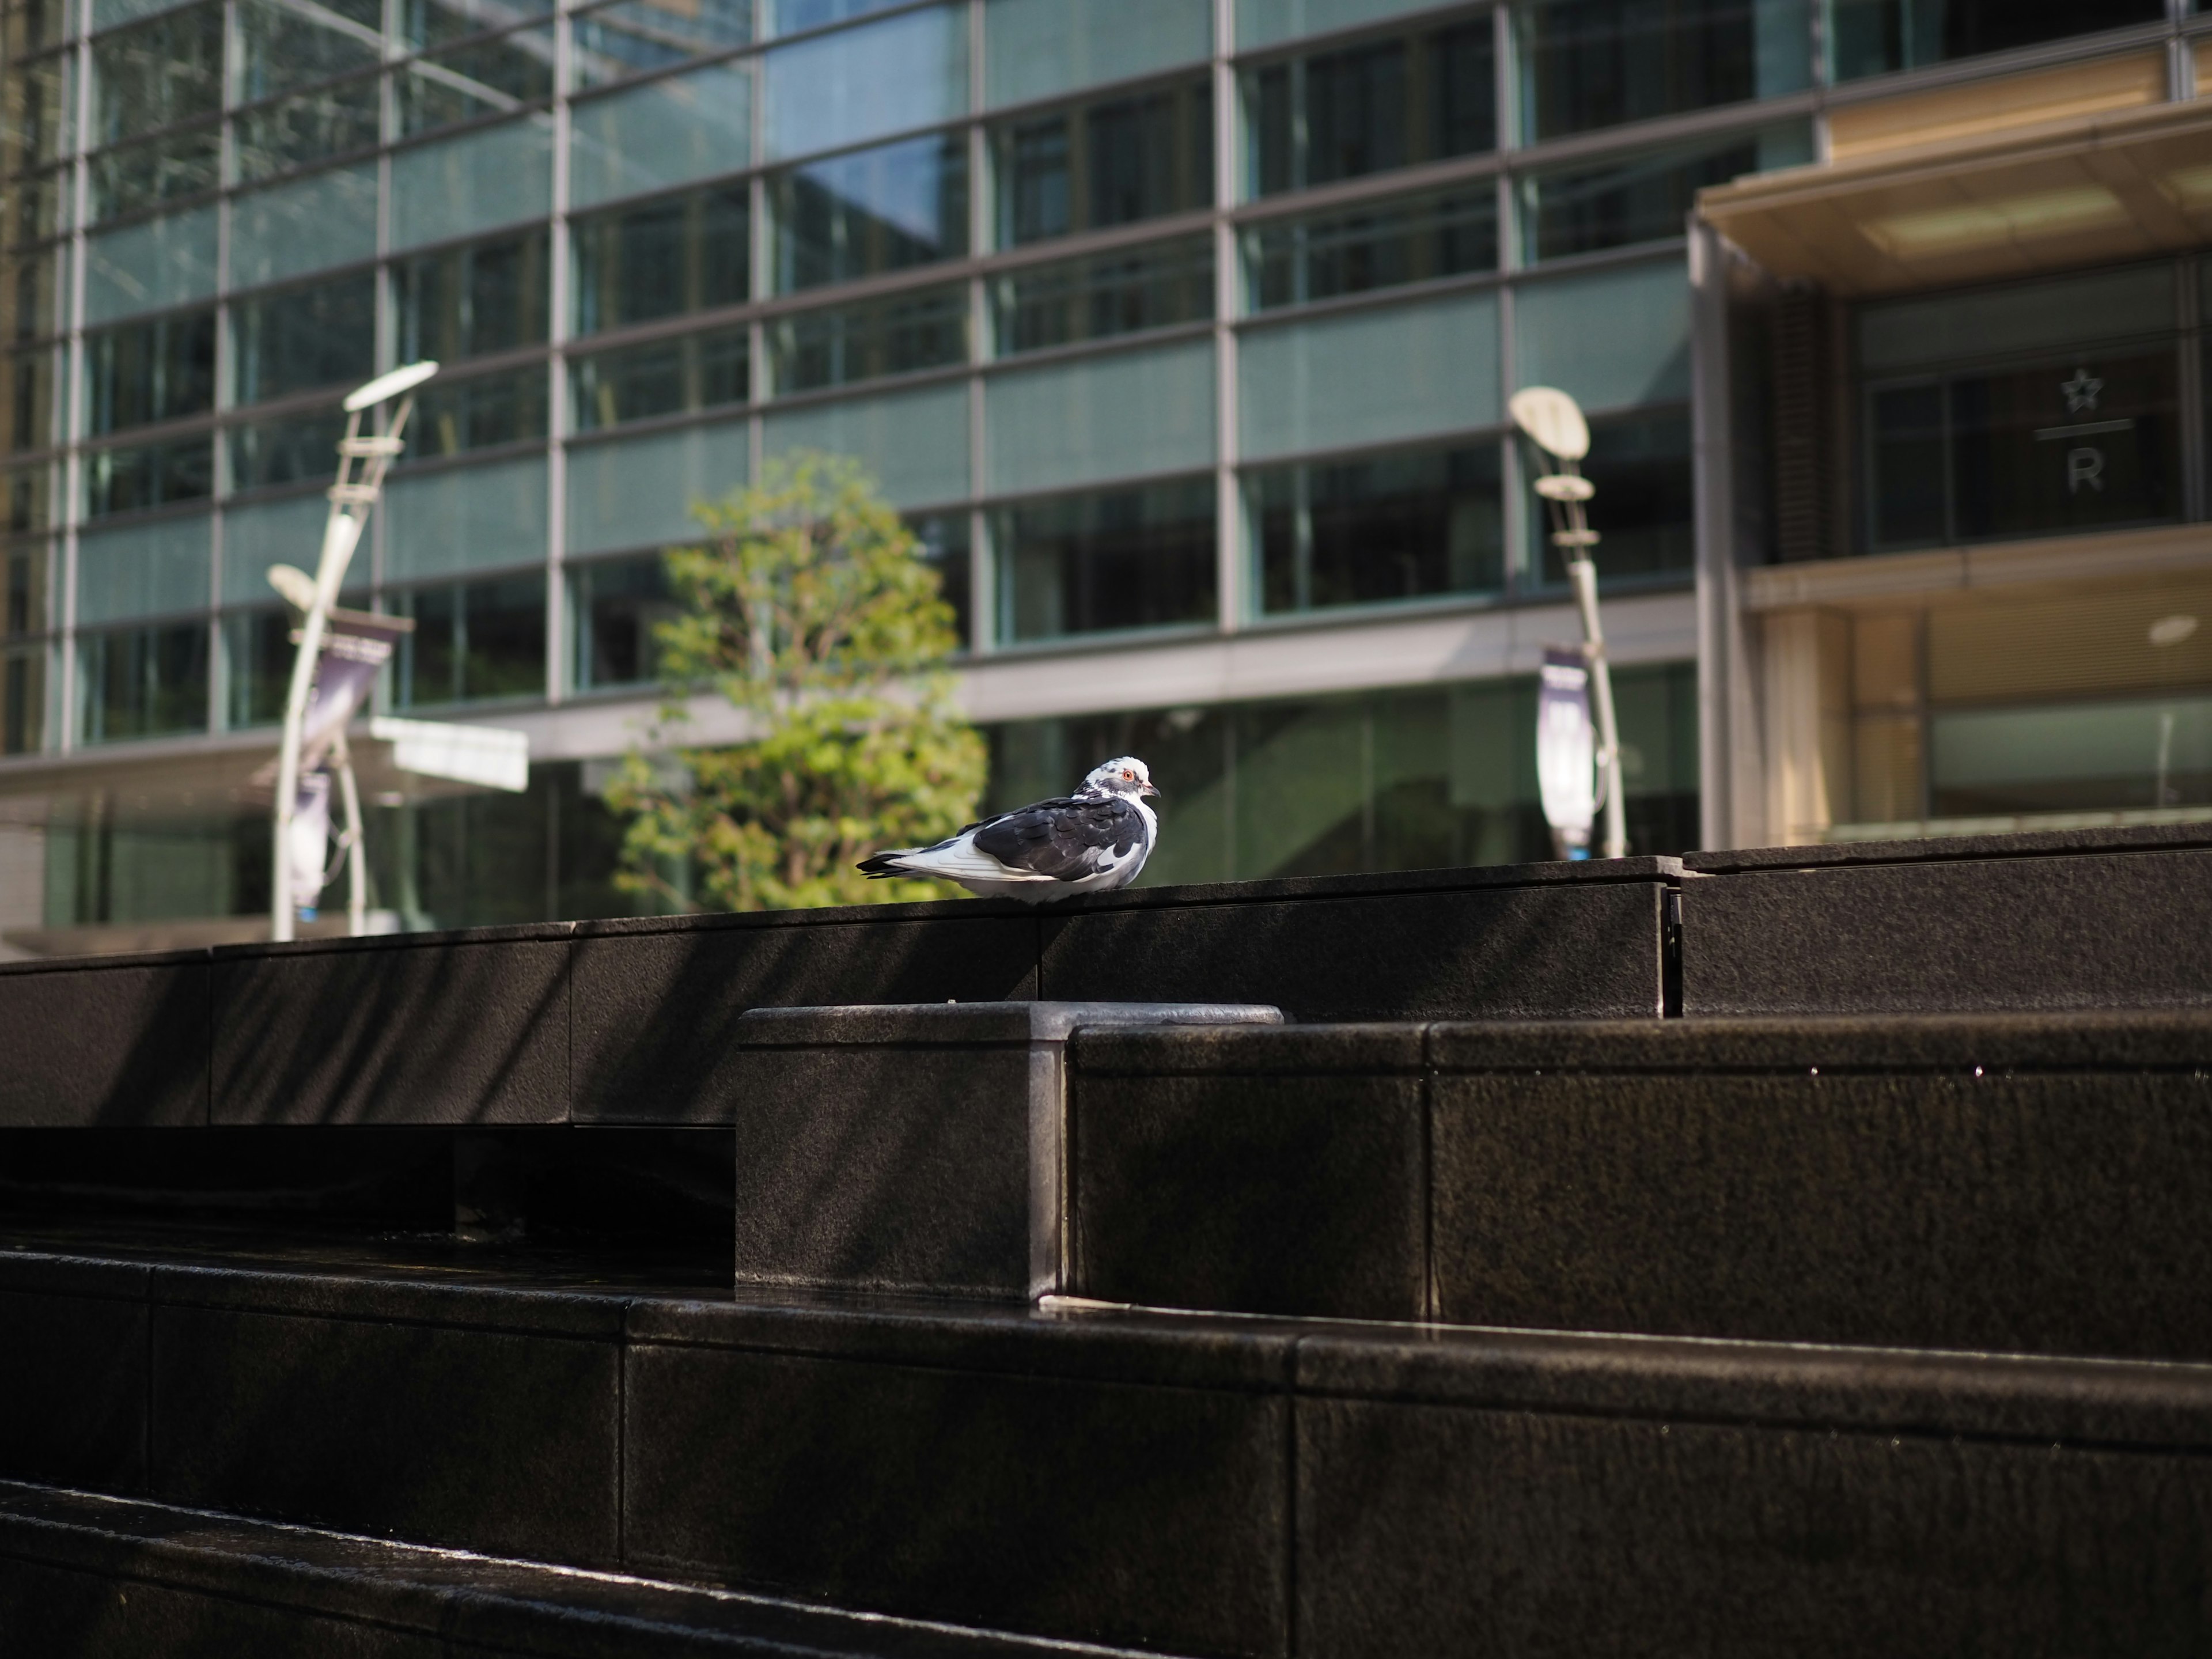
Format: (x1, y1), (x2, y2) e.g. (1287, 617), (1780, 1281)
(2060, 368), (2103, 413)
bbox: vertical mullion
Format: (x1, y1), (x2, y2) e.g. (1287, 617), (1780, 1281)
(545, 0), (571, 703)
(1211, 0), (1238, 634)
(967, 0), (988, 654)
(57, 0), (92, 752)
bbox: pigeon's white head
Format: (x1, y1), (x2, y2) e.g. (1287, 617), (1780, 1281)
(1082, 756), (1160, 800)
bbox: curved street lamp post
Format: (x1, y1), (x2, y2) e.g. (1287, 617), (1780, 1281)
(268, 361), (438, 943)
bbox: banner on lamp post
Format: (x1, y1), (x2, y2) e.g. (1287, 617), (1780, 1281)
(289, 769), (334, 918)
(299, 608), (410, 774)
(1536, 646), (1597, 859)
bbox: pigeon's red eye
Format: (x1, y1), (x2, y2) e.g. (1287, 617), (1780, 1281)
(1122, 769), (1134, 779)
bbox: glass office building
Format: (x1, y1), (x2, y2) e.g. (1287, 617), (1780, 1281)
(0, 0), (2191, 949)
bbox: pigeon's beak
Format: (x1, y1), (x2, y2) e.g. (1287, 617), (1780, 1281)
(1142, 781), (1161, 799)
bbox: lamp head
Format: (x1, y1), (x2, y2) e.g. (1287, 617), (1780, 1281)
(1509, 387), (1590, 463)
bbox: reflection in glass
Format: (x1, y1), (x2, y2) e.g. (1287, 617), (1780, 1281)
(993, 238), (1211, 356)
(993, 78), (1211, 247)
(404, 0), (556, 51)
(572, 187), (747, 334)
(568, 552), (673, 690)
(3, 346), (53, 451)
(764, 2), (965, 160)
(771, 132), (967, 291)
(1, 247), (65, 343)
(1519, 0), (1809, 139)
(573, 0), (753, 88)
(1, 168), (70, 245)
(5, 540), (48, 630)
(86, 310), (215, 434)
(78, 621), (210, 742)
(90, 2), (222, 145)
(394, 573), (548, 705)
(771, 0), (906, 33)
(4, 464), (50, 533)
(396, 229), (552, 360)
(3, 0), (71, 58)
(1533, 408), (1693, 584)
(234, 0), (383, 105)
(911, 509), (969, 646)
(1246, 20), (1491, 196)
(85, 435), (214, 516)
(569, 326), (749, 429)
(1245, 187), (1494, 311)
(229, 408), (349, 491)
(232, 273), (377, 406)
(0, 642), (43, 753)
(406, 365), (551, 459)
(0, 50), (71, 176)
(1252, 442), (1501, 615)
(89, 126), (221, 221)
(399, 25), (557, 135)
(234, 78), (384, 182)
(994, 476), (1215, 642)
(1521, 125), (1808, 260)
(222, 606), (294, 728)
(770, 284), (966, 394)
(1831, 0), (2162, 82)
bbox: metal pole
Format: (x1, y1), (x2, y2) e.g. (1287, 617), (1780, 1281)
(269, 389), (422, 941)
(1567, 553), (1628, 860)
(334, 730), (368, 936)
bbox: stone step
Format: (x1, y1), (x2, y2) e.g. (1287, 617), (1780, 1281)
(6, 1230), (2212, 1657)
(1068, 1010), (2212, 1360)
(0, 1480), (1132, 1658)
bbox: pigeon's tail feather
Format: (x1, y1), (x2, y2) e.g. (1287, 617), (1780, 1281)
(857, 848), (918, 880)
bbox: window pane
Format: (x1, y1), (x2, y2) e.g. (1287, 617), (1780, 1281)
(1244, 186), (1494, 312)
(984, 0), (1210, 108)
(3, 0), (74, 55)
(992, 236), (1212, 355)
(770, 283), (967, 394)
(1513, 258), (1690, 413)
(565, 416), (747, 554)
(1868, 381), (1944, 548)
(573, 0), (754, 89)
(233, 274), (377, 406)
(770, 132), (967, 291)
(1533, 408), (1693, 584)
(761, 379), (968, 505)
(407, 365), (550, 460)
(394, 571), (546, 706)
(3, 463), (52, 533)
(1252, 441), (1501, 615)
(90, 1), (221, 145)
(0, 246), (65, 343)
(994, 476), (1215, 642)
(1522, 123), (1809, 260)
(399, 25), (557, 136)
(764, 3), (965, 160)
(570, 326), (749, 430)
(1239, 288), (1498, 462)
(573, 185), (747, 332)
(84, 434), (213, 516)
(383, 454), (550, 579)
(1951, 350), (2180, 542)
(396, 229), (551, 362)
(1861, 263), (2175, 374)
(986, 337), (1214, 493)
(229, 408), (347, 493)
(5, 539), (51, 631)
(1831, 0), (2162, 82)
(911, 509), (969, 645)
(235, 0), (383, 105)
(1, 641), (46, 753)
(221, 606), (294, 728)
(771, 0), (907, 33)
(84, 207), (218, 321)
(89, 125), (221, 221)
(404, 0), (555, 51)
(1520, 0), (1810, 141)
(2, 346), (54, 451)
(0, 50), (73, 174)
(1236, 0), (1453, 50)
(992, 77), (1210, 247)
(390, 118), (554, 248)
(230, 164), (379, 290)
(76, 512), (210, 622)
(569, 59), (752, 209)
(1245, 20), (1491, 198)
(79, 621), (209, 740)
(234, 77), (384, 183)
(568, 551), (673, 689)
(87, 308), (215, 433)
(1, 168), (71, 245)
(222, 491), (336, 600)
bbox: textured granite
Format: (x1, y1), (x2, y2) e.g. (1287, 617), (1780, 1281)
(149, 1302), (620, 1564)
(1683, 820), (2212, 872)
(622, 1340), (1289, 1657)
(1680, 849), (2212, 1015)
(0, 955), (209, 1127)
(210, 934), (570, 1126)
(1071, 1070), (1427, 1319)
(569, 914), (1039, 1125)
(1041, 882), (1665, 1022)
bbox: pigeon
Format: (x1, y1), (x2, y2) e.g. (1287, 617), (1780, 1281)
(857, 757), (1161, 903)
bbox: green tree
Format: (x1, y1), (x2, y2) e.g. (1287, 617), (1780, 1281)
(604, 452), (985, 911)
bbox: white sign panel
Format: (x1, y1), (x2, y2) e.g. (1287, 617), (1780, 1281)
(1536, 645), (1597, 857)
(370, 717), (529, 792)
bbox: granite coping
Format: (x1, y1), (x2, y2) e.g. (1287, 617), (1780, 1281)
(1682, 819), (2212, 873)
(733, 1001), (1286, 1047)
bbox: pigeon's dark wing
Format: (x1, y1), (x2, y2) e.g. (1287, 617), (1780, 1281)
(972, 794), (1143, 881)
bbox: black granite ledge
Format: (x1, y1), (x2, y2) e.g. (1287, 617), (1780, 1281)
(1073, 1025), (1423, 1074)
(1685, 820), (2212, 873)
(0, 1480), (1101, 1659)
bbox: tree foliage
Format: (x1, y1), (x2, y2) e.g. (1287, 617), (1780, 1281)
(603, 452), (985, 911)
